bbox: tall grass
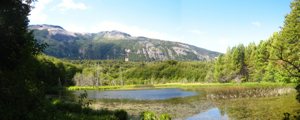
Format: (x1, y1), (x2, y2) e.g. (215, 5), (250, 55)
(205, 87), (295, 99)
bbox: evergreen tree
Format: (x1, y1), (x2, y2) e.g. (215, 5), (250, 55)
(244, 42), (257, 82)
(271, 0), (300, 79)
(254, 40), (271, 82)
(0, 0), (45, 119)
(0, 0), (43, 68)
(270, 0), (300, 101)
(213, 55), (227, 82)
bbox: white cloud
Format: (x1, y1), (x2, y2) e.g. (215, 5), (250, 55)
(189, 29), (206, 35)
(216, 37), (231, 53)
(64, 21), (183, 42)
(64, 25), (89, 33)
(29, 0), (52, 23)
(251, 21), (262, 27)
(57, 0), (87, 11)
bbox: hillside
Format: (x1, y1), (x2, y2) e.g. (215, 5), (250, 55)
(30, 24), (220, 61)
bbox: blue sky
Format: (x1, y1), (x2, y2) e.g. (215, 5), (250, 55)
(29, 0), (292, 53)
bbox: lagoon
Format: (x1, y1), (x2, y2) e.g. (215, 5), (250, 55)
(73, 86), (299, 120)
(74, 88), (197, 100)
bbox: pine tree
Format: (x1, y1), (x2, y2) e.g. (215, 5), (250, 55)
(244, 42), (257, 82)
(213, 55), (225, 82)
(270, 0), (300, 102)
(271, 0), (300, 79)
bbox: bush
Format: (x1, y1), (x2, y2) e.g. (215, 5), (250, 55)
(114, 110), (128, 120)
(139, 111), (171, 120)
(159, 114), (171, 120)
(140, 111), (156, 120)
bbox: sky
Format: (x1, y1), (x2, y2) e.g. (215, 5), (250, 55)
(29, 0), (292, 53)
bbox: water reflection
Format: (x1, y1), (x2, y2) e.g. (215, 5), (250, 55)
(186, 108), (229, 120)
(75, 88), (197, 100)
(74, 88), (298, 119)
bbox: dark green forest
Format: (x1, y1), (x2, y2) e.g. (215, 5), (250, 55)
(0, 0), (128, 120)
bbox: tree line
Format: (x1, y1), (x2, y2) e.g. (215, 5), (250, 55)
(69, 60), (213, 86)
(209, 0), (300, 85)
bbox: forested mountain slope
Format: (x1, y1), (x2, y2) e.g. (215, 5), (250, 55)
(30, 24), (220, 61)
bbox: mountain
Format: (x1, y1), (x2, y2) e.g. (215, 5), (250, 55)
(29, 24), (221, 61)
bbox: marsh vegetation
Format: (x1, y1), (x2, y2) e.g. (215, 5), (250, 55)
(70, 83), (299, 119)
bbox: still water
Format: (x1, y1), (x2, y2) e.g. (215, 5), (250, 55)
(75, 88), (197, 100)
(186, 108), (229, 120)
(74, 87), (299, 120)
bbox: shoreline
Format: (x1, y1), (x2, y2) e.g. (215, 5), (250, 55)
(67, 82), (296, 91)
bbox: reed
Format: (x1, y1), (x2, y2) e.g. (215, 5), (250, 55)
(205, 87), (295, 99)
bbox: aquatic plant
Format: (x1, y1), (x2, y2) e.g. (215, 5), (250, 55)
(205, 87), (295, 99)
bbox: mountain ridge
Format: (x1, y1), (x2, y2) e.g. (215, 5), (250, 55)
(29, 24), (221, 61)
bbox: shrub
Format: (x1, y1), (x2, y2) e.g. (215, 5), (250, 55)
(140, 111), (157, 120)
(139, 111), (172, 120)
(159, 114), (172, 120)
(114, 109), (128, 120)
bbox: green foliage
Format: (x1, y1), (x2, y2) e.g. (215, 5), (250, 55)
(78, 90), (92, 108)
(126, 61), (212, 83)
(36, 55), (81, 86)
(208, 1), (300, 109)
(159, 114), (172, 120)
(270, 0), (300, 80)
(0, 0), (48, 119)
(0, 0), (44, 69)
(210, 30), (298, 84)
(0, 1), (120, 119)
(283, 112), (300, 120)
(140, 111), (157, 120)
(34, 100), (128, 120)
(70, 60), (213, 86)
(2, 0), (299, 119)
(140, 111), (171, 120)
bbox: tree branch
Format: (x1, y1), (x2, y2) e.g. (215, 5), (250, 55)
(269, 44), (300, 78)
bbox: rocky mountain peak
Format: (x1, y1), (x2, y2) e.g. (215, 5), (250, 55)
(29, 24), (76, 37)
(29, 24), (65, 31)
(97, 30), (132, 39)
(30, 24), (221, 61)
